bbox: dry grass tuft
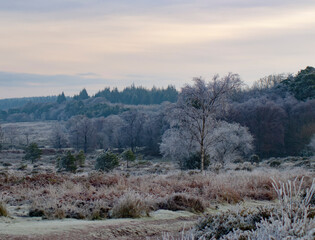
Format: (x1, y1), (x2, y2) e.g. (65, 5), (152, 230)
(0, 202), (8, 217)
(111, 192), (151, 218)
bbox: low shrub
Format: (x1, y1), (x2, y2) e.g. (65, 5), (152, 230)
(76, 150), (86, 167)
(57, 151), (86, 172)
(2, 162), (12, 167)
(29, 208), (45, 217)
(269, 160), (281, 167)
(181, 153), (210, 170)
(95, 151), (119, 172)
(249, 154), (260, 164)
(192, 177), (315, 240)
(193, 205), (274, 239)
(24, 142), (42, 163)
(18, 164), (27, 171)
(111, 192), (150, 218)
(158, 193), (206, 213)
(57, 151), (77, 173)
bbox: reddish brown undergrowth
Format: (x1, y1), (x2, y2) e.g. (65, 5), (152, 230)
(0, 169), (313, 220)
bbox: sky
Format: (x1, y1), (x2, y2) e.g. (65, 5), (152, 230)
(0, 0), (315, 99)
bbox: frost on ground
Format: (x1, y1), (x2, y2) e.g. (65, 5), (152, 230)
(0, 210), (198, 240)
(161, 177), (315, 240)
(0, 165), (314, 239)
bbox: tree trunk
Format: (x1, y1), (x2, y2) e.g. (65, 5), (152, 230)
(84, 135), (87, 153)
(200, 144), (205, 172)
(200, 116), (206, 172)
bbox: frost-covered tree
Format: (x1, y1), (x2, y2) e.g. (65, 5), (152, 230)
(96, 115), (126, 149)
(51, 123), (69, 149)
(67, 116), (96, 152)
(160, 122), (253, 168)
(4, 125), (18, 149)
(207, 122), (254, 165)
(160, 128), (198, 167)
(163, 74), (242, 171)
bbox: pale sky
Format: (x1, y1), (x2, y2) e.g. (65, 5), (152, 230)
(0, 0), (315, 99)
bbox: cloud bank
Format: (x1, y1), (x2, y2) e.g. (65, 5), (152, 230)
(0, 0), (314, 98)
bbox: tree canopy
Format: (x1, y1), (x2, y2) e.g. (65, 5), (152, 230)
(282, 66), (315, 101)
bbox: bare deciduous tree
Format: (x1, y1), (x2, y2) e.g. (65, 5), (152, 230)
(164, 73), (242, 171)
(51, 123), (69, 149)
(67, 116), (96, 153)
(22, 128), (34, 146)
(120, 110), (146, 152)
(4, 125), (18, 149)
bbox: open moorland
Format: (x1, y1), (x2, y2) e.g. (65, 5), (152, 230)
(0, 149), (314, 239)
(0, 68), (315, 239)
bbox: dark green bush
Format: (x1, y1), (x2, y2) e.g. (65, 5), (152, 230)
(181, 152), (210, 170)
(122, 149), (136, 168)
(57, 151), (77, 173)
(24, 142), (42, 163)
(57, 151), (86, 172)
(269, 160), (281, 167)
(250, 154), (260, 163)
(76, 150), (86, 167)
(95, 151), (119, 172)
(29, 208), (45, 217)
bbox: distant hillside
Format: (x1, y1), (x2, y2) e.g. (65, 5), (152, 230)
(0, 96), (57, 110)
(0, 85), (178, 122)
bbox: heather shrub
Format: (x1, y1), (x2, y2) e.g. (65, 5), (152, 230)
(158, 193), (206, 213)
(30, 198), (110, 220)
(95, 151), (119, 172)
(192, 177), (315, 240)
(0, 202), (8, 217)
(249, 154), (260, 164)
(111, 192), (151, 218)
(193, 205), (274, 239)
(269, 160), (281, 167)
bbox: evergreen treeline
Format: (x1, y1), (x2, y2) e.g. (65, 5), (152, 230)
(0, 85), (178, 122)
(95, 85), (178, 105)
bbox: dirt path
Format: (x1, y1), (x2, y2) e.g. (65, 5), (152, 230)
(0, 210), (200, 240)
